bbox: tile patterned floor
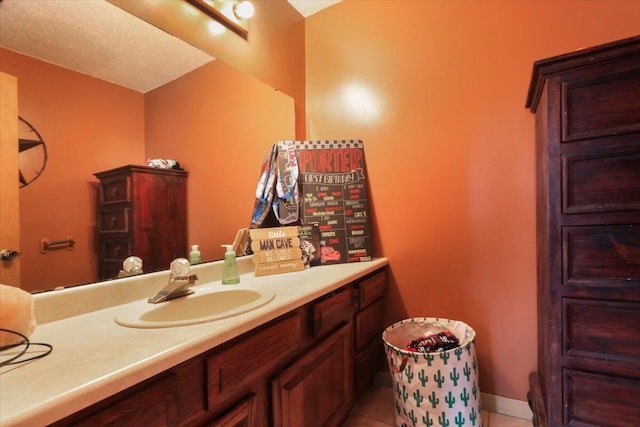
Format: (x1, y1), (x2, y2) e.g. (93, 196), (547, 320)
(343, 384), (533, 427)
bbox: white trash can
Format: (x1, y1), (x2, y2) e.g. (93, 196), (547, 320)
(383, 317), (482, 427)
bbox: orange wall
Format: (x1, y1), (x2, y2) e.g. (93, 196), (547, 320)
(0, 48), (145, 292)
(111, 0), (306, 137)
(304, 0), (640, 400)
(145, 60), (295, 262)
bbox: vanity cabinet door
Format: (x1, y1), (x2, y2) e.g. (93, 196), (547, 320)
(204, 395), (255, 427)
(354, 269), (387, 394)
(271, 323), (354, 427)
(207, 312), (304, 407)
(355, 297), (384, 351)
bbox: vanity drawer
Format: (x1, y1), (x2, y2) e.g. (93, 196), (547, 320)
(356, 270), (387, 309)
(52, 373), (178, 426)
(99, 176), (131, 204)
(312, 288), (353, 338)
(207, 312), (303, 405)
(98, 208), (130, 233)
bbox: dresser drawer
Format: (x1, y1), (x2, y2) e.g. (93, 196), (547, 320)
(562, 147), (640, 214)
(563, 225), (640, 285)
(562, 61), (640, 142)
(564, 298), (640, 365)
(101, 239), (132, 260)
(99, 176), (131, 204)
(356, 270), (387, 309)
(98, 208), (130, 233)
(563, 369), (640, 426)
(207, 312), (303, 405)
(311, 288), (353, 338)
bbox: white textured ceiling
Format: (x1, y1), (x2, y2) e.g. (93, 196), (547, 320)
(0, 0), (214, 93)
(287, 0), (342, 17)
(0, 0), (341, 93)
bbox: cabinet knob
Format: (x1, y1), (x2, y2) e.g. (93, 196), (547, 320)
(110, 216), (117, 227)
(111, 187), (118, 197)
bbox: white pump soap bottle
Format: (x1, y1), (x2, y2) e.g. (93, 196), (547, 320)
(221, 245), (240, 284)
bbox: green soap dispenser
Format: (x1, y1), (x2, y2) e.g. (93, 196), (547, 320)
(221, 244), (240, 284)
(189, 244), (202, 264)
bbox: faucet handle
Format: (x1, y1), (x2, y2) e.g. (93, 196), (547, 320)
(170, 258), (190, 276)
(117, 256), (143, 278)
(123, 256), (143, 274)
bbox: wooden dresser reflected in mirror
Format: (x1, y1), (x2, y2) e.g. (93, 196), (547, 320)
(94, 165), (188, 280)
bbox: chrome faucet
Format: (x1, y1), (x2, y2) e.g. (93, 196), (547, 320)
(148, 258), (198, 304)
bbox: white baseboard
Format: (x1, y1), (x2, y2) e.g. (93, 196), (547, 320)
(480, 392), (532, 420)
(374, 371), (533, 421)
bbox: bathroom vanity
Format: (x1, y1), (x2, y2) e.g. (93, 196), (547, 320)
(0, 257), (388, 426)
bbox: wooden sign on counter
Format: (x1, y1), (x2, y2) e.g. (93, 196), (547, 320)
(249, 227), (305, 276)
(250, 237), (301, 253)
(248, 226), (299, 241)
(252, 247), (303, 264)
(254, 259), (305, 277)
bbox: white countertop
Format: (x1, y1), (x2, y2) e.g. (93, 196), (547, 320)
(0, 257), (388, 427)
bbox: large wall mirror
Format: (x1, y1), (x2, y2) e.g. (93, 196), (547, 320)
(0, 0), (295, 293)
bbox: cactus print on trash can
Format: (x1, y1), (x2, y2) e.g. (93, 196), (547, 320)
(383, 317), (482, 427)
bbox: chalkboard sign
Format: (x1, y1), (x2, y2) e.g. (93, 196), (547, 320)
(282, 140), (372, 265)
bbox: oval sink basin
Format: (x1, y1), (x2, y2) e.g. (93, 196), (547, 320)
(114, 286), (275, 328)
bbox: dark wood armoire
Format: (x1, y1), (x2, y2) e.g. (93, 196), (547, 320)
(525, 36), (640, 427)
(94, 165), (188, 280)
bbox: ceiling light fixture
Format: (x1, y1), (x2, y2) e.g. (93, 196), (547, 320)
(185, 0), (252, 39)
(233, 1), (254, 19)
